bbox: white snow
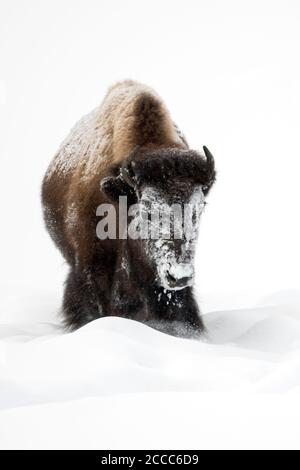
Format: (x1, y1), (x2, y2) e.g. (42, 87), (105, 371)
(0, 287), (300, 449)
(1, 0), (300, 450)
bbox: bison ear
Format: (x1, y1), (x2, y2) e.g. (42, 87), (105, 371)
(100, 176), (137, 203)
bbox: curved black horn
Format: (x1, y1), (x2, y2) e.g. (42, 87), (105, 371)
(120, 163), (135, 188)
(120, 145), (140, 187)
(203, 146), (215, 171)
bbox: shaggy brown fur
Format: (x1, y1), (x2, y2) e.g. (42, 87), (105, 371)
(42, 80), (215, 334)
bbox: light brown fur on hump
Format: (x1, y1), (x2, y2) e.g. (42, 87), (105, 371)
(43, 80), (188, 264)
(45, 80), (186, 185)
(97, 80), (186, 165)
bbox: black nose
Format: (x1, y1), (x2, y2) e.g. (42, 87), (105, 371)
(166, 272), (191, 289)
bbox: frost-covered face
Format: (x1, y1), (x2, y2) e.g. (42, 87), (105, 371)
(130, 184), (205, 290)
(101, 146), (215, 290)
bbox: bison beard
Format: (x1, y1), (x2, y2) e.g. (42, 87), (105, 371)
(41, 80), (216, 336)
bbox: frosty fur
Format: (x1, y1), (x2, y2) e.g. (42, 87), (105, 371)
(42, 80), (215, 334)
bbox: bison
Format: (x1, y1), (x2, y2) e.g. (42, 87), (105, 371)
(42, 80), (215, 336)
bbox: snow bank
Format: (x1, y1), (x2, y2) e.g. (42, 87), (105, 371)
(0, 288), (300, 449)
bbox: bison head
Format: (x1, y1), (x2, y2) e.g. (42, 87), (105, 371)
(101, 146), (215, 290)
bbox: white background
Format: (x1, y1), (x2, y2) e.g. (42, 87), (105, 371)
(0, 0), (299, 303)
(1, 1), (300, 450)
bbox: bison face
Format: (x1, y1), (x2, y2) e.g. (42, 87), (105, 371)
(101, 146), (215, 290)
(129, 183), (205, 290)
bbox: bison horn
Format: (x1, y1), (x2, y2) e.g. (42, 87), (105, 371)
(120, 146), (140, 188)
(203, 146), (215, 171)
(120, 161), (136, 188)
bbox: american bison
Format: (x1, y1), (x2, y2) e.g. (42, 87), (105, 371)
(42, 80), (215, 335)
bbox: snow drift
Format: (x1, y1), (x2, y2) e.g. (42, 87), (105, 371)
(0, 288), (300, 449)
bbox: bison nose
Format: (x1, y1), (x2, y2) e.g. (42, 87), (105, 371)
(166, 271), (192, 289)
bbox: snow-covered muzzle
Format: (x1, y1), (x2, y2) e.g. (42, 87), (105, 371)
(131, 186), (205, 290)
(96, 183), (206, 290)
